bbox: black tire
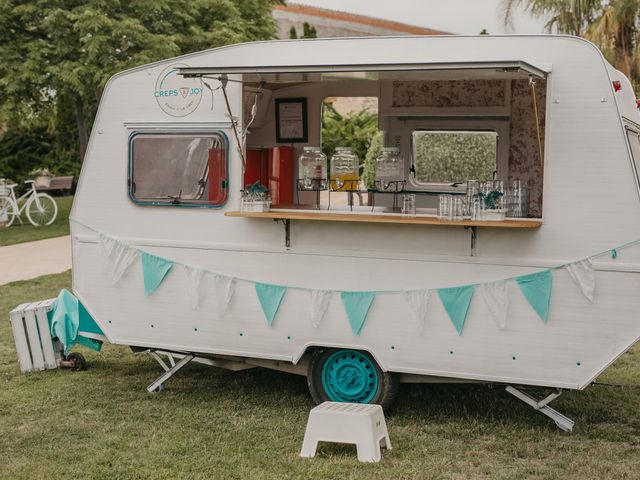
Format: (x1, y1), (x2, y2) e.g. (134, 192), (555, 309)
(307, 348), (399, 411)
(67, 352), (87, 371)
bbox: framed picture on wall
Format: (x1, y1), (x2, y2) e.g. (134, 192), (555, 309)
(275, 98), (308, 143)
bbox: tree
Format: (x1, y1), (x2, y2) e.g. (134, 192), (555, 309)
(501, 1), (640, 89)
(501, 0), (602, 36)
(588, 0), (639, 83)
(302, 22), (317, 39)
(362, 131), (383, 189)
(321, 103), (379, 165)
(288, 22), (318, 39)
(0, 0), (280, 181)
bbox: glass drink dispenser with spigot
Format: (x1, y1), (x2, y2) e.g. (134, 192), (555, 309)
(375, 147), (404, 191)
(298, 146), (327, 190)
(330, 147), (359, 191)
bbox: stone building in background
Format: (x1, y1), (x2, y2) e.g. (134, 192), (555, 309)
(273, 4), (450, 114)
(273, 3), (448, 39)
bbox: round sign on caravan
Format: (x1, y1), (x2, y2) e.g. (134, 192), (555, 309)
(154, 63), (204, 117)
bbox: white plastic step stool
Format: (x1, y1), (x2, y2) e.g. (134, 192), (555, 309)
(300, 402), (392, 462)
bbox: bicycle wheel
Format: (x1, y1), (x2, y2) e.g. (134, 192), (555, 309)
(0, 198), (18, 227)
(26, 193), (58, 226)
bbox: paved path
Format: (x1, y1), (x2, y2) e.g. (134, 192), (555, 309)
(0, 236), (71, 286)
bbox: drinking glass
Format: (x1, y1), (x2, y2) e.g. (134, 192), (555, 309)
(402, 194), (416, 216)
(452, 196), (465, 220)
(469, 195), (482, 221)
(438, 194), (453, 220)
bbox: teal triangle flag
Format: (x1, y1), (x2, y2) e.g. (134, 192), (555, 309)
(340, 291), (375, 336)
(516, 270), (553, 323)
(255, 283), (287, 326)
(141, 252), (174, 297)
(438, 285), (475, 335)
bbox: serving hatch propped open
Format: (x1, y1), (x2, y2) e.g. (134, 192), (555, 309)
(175, 57), (551, 253)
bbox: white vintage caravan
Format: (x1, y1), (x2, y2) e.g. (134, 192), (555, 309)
(66, 35), (640, 431)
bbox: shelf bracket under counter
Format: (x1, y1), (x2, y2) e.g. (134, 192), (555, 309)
(273, 218), (291, 248)
(225, 208), (542, 252)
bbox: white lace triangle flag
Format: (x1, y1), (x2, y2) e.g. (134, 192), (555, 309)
(310, 290), (332, 329)
(566, 258), (595, 303)
(99, 233), (138, 285)
(213, 274), (236, 319)
(184, 266), (206, 309)
(402, 290), (431, 334)
(479, 280), (508, 330)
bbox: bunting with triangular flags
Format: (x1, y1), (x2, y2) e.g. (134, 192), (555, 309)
(340, 291), (375, 336)
(479, 280), (508, 330)
(184, 266), (206, 309)
(403, 290), (430, 334)
(566, 259), (595, 303)
(255, 283), (287, 326)
(99, 234), (138, 285)
(310, 290), (332, 329)
(72, 219), (639, 336)
(516, 270), (553, 322)
(438, 285), (475, 335)
(141, 252), (174, 297)
(213, 275), (236, 319)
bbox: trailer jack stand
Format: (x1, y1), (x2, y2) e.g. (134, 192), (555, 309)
(506, 386), (575, 432)
(147, 352), (194, 393)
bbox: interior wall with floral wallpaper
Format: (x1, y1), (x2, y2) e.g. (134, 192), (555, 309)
(508, 79), (546, 217)
(391, 79), (546, 216)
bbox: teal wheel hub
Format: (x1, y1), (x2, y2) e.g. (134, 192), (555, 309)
(321, 350), (379, 403)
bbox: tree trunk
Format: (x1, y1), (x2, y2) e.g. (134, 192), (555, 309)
(74, 95), (88, 162)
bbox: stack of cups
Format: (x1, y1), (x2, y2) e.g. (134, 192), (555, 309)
(507, 180), (529, 217)
(466, 180), (481, 221)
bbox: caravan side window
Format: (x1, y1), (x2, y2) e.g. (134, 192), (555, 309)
(128, 132), (228, 207)
(625, 125), (640, 188)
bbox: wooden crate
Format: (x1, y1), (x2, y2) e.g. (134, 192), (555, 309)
(10, 299), (61, 373)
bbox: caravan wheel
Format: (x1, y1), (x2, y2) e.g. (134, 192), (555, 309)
(307, 348), (398, 410)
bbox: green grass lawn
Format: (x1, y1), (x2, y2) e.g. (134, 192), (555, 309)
(0, 271), (638, 479)
(0, 195), (73, 246)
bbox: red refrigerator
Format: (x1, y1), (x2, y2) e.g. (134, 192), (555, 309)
(245, 146), (294, 206)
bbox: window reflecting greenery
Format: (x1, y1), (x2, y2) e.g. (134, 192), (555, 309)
(412, 131), (497, 184)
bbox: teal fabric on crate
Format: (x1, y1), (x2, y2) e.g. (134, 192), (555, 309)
(255, 283), (287, 326)
(340, 291), (375, 336)
(438, 285), (475, 335)
(516, 270), (553, 323)
(48, 289), (104, 353)
(141, 252), (174, 297)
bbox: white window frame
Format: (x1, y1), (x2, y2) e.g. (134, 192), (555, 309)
(624, 121), (640, 197)
(384, 118), (510, 193)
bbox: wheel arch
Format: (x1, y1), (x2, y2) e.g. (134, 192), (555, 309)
(293, 342), (389, 372)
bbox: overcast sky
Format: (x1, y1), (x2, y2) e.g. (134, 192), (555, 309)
(291, 0), (548, 35)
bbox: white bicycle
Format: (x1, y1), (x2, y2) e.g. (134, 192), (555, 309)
(0, 180), (58, 227)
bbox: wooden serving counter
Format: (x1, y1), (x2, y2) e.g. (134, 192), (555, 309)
(224, 209), (542, 229)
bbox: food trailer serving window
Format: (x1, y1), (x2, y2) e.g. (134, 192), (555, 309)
(128, 132), (228, 207)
